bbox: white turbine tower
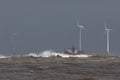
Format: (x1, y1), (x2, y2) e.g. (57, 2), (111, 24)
(77, 20), (85, 53)
(104, 24), (111, 55)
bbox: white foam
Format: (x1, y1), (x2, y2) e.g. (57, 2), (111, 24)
(0, 55), (8, 59)
(27, 50), (91, 58)
(28, 53), (38, 57)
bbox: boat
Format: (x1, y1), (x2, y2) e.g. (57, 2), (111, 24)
(64, 46), (85, 55)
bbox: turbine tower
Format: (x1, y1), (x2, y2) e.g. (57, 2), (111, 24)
(11, 33), (17, 55)
(77, 20), (85, 53)
(104, 24), (111, 55)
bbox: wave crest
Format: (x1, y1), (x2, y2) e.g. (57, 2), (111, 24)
(27, 50), (91, 58)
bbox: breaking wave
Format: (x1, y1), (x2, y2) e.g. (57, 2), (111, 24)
(27, 50), (91, 58)
(0, 50), (120, 58)
(0, 55), (8, 59)
(0, 50), (91, 59)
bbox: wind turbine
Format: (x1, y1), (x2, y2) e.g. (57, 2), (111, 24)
(77, 20), (85, 53)
(11, 33), (17, 55)
(104, 23), (111, 55)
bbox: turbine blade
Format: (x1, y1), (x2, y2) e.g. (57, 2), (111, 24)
(77, 20), (79, 26)
(104, 21), (108, 30)
(78, 25), (84, 28)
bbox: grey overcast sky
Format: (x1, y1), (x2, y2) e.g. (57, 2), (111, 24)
(0, 0), (120, 55)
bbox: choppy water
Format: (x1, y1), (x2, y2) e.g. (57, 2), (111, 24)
(0, 56), (120, 80)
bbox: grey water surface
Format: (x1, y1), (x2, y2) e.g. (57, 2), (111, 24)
(0, 56), (119, 80)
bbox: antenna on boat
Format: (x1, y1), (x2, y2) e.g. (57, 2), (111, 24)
(104, 22), (111, 56)
(77, 20), (85, 52)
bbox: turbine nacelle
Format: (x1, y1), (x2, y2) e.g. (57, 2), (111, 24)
(77, 20), (85, 30)
(105, 28), (111, 32)
(105, 27), (111, 31)
(78, 25), (84, 29)
(104, 24), (111, 32)
(105, 25), (111, 32)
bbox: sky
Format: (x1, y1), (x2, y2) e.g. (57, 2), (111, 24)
(0, 0), (120, 56)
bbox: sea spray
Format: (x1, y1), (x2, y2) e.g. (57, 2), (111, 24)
(38, 50), (69, 57)
(27, 50), (91, 58)
(0, 54), (9, 58)
(0, 50), (92, 58)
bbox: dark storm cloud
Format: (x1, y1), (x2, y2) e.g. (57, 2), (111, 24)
(0, 0), (120, 55)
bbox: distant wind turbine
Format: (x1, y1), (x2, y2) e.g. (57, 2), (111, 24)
(77, 20), (85, 52)
(11, 33), (17, 55)
(104, 23), (111, 55)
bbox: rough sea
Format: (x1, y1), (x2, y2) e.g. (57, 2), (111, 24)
(0, 50), (119, 80)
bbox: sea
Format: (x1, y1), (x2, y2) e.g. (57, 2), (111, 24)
(0, 50), (119, 80)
